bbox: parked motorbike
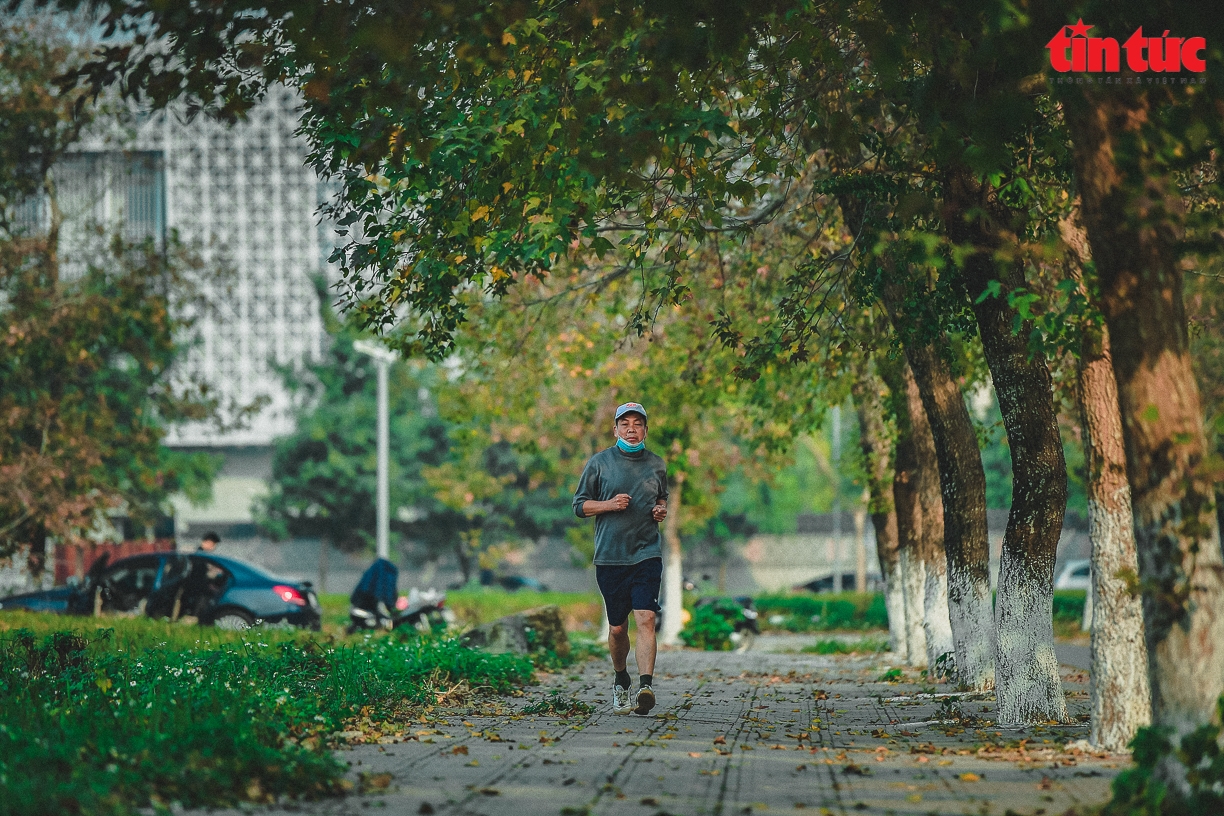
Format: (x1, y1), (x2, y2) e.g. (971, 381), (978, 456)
(692, 595), (760, 652)
(347, 587), (451, 635)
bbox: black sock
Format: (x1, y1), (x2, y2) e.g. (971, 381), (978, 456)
(639, 674), (653, 688)
(615, 670), (631, 688)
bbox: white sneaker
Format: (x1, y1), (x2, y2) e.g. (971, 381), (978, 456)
(612, 683), (633, 714)
(635, 684), (656, 715)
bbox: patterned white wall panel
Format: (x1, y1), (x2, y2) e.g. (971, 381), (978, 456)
(139, 87), (329, 446)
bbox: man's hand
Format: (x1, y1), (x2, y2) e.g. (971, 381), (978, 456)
(651, 501), (667, 523)
(609, 493), (631, 512)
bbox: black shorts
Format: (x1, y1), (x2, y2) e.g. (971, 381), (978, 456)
(596, 557), (662, 627)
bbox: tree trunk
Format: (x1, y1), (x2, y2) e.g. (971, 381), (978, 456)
(1066, 90), (1224, 752)
(318, 538), (329, 594)
(886, 369), (920, 670)
(26, 523), (48, 584)
(455, 534), (475, 584)
(850, 364), (906, 660)
(854, 491), (868, 593)
(1079, 327), (1153, 749)
(888, 380), (929, 668)
(1062, 211), (1151, 752)
(659, 473), (685, 647)
(943, 169), (1069, 724)
(900, 362), (956, 672)
(839, 190), (992, 686)
(879, 506), (906, 661)
(891, 329), (995, 690)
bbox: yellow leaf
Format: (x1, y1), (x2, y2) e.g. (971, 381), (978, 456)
(502, 31), (516, 45)
(471, 205), (490, 222)
(959, 772), (980, 782)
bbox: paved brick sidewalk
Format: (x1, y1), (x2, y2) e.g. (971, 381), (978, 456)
(191, 643), (1122, 815)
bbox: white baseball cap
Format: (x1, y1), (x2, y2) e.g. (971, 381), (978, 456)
(614, 402), (647, 422)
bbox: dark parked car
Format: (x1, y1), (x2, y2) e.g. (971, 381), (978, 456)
(794, 571), (885, 594)
(476, 569), (549, 592)
(0, 552), (320, 630)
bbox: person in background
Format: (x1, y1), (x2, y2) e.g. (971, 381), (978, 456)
(351, 558), (400, 627)
(197, 531), (220, 553)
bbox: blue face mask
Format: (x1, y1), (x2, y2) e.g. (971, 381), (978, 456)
(616, 437), (645, 453)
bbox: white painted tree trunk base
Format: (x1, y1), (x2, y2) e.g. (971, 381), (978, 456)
(899, 549), (927, 668)
(923, 560), (955, 673)
(994, 550), (1069, 725)
(882, 566), (908, 663)
(948, 571), (995, 691)
(660, 538), (684, 647)
(1088, 497), (1150, 752)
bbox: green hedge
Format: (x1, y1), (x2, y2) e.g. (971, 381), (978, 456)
(753, 592), (889, 631)
(1053, 590), (1087, 624)
(756, 590), (1088, 634)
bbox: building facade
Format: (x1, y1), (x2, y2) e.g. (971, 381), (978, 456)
(15, 87), (333, 539)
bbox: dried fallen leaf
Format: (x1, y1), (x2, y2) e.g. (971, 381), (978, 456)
(959, 772), (980, 782)
(450, 745), (468, 755)
(713, 735), (727, 745)
(358, 772), (393, 792)
(479, 788), (500, 796)
(641, 798), (659, 806)
(688, 752), (703, 758)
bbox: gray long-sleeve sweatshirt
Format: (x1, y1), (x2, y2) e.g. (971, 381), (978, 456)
(572, 446), (669, 565)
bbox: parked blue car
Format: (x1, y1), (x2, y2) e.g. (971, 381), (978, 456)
(0, 552), (320, 630)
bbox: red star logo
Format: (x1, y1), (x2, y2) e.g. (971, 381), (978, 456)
(1067, 18), (1093, 38)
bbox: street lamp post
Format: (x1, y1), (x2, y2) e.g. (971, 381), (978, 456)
(831, 403), (842, 593)
(353, 339), (397, 560)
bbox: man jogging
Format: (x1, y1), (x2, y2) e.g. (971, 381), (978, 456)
(573, 402), (668, 715)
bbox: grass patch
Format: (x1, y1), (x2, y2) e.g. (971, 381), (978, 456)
(755, 592), (889, 632)
(801, 637), (890, 655)
(0, 611), (534, 816)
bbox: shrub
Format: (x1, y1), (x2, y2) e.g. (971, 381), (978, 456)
(1103, 696), (1224, 816)
(679, 604), (734, 651)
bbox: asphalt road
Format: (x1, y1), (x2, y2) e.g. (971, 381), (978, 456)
(191, 636), (1121, 816)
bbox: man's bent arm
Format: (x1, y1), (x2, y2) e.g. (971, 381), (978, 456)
(581, 499), (609, 517)
(581, 497), (630, 517)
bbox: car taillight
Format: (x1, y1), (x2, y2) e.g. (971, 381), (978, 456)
(273, 585), (307, 607)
